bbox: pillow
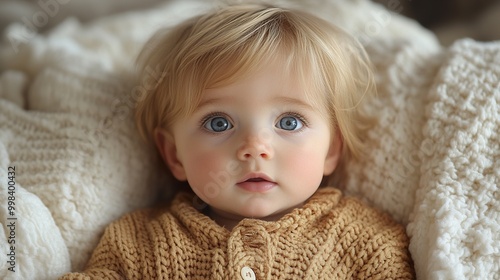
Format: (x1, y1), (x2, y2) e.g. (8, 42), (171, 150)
(0, 66), (164, 278)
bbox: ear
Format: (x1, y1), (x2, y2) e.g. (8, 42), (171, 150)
(323, 131), (343, 175)
(155, 128), (187, 181)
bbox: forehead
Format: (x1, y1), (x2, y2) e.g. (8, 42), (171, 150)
(205, 54), (325, 98)
(197, 58), (330, 120)
(207, 60), (303, 94)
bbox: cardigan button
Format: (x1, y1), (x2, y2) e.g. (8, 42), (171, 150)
(240, 266), (256, 280)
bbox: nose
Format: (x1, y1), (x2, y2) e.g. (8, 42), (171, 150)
(237, 133), (274, 161)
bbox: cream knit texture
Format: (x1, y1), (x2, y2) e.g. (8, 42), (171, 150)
(0, 0), (499, 279)
(60, 188), (414, 279)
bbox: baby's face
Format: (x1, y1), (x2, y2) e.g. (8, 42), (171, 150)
(164, 62), (341, 220)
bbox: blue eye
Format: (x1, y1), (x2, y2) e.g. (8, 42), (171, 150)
(204, 116), (233, 132)
(277, 116), (303, 131)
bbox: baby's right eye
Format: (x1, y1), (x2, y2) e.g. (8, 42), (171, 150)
(203, 116), (233, 132)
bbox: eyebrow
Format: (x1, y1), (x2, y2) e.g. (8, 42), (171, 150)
(271, 96), (316, 111)
(195, 95), (316, 112)
(195, 97), (224, 111)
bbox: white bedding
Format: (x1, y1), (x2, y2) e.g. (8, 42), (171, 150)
(0, 0), (498, 279)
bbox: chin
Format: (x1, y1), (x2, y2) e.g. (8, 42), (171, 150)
(238, 210), (273, 219)
(238, 206), (287, 220)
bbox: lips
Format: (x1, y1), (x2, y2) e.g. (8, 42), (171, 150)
(237, 173), (276, 193)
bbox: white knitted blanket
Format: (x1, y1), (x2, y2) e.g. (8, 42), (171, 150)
(0, 0), (498, 279)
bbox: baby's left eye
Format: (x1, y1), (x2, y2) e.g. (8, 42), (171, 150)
(276, 115), (303, 131)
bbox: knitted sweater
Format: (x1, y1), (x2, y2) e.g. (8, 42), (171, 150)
(60, 187), (414, 279)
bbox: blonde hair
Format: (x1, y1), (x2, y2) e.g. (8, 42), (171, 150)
(135, 3), (375, 159)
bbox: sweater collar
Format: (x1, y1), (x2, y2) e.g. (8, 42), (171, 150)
(170, 187), (342, 247)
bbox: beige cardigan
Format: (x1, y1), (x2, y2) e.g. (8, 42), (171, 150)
(60, 187), (414, 279)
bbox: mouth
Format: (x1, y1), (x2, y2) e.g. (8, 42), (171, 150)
(237, 173), (276, 193)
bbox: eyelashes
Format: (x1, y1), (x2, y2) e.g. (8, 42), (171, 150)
(199, 111), (309, 133)
(202, 113), (233, 132)
(280, 112), (309, 127)
(199, 112), (231, 131)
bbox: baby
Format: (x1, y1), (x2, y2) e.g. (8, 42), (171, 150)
(61, 3), (414, 279)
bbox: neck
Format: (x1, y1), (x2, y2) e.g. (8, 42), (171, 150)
(208, 204), (303, 231)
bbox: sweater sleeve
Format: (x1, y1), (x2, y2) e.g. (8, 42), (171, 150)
(58, 210), (155, 280)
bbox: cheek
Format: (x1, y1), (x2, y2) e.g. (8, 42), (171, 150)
(184, 149), (219, 180)
(181, 147), (235, 194)
(279, 142), (328, 186)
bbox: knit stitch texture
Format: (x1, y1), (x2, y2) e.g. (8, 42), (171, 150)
(60, 188), (414, 279)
